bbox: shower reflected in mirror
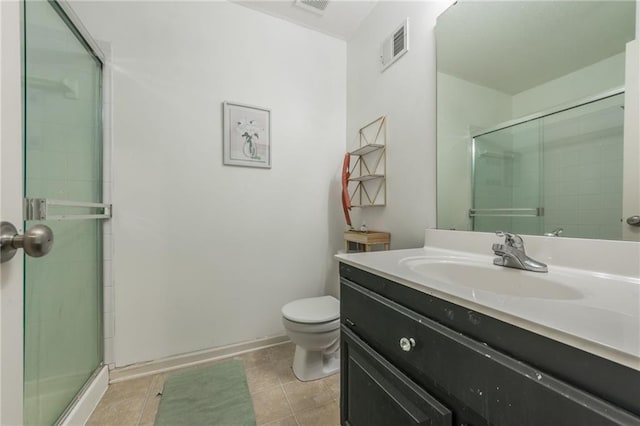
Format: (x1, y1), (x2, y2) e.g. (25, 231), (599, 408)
(435, 0), (637, 241)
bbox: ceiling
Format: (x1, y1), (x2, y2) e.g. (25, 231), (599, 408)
(235, 1), (636, 94)
(436, 1), (636, 94)
(234, 0), (378, 41)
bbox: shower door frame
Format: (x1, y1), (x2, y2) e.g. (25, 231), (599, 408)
(471, 87), (625, 140)
(0, 1), (110, 424)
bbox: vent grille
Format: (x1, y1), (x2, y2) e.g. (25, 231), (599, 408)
(301, 0), (329, 11)
(393, 26), (405, 56)
(381, 18), (409, 72)
(296, 0), (329, 14)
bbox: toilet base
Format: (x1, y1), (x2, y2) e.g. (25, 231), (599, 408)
(292, 346), (340, 382)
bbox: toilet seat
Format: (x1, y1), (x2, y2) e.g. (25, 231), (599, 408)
(281, 295), (339, 324)
(282, 317), (340, 333)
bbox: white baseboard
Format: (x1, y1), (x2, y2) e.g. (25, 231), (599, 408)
(109, 335), (290, 383)
(58, 365), (109, 426)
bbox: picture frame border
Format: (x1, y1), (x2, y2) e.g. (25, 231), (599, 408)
(222, 101), (271, 169)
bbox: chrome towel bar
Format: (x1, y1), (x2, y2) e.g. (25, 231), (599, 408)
(469, 207), (544, 218)
(24, 198), (112, 221)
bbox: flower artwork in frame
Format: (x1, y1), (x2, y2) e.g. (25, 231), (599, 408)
(223, 102), (271, 168)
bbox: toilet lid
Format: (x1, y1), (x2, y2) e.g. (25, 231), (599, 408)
(281, 296), (340, 323)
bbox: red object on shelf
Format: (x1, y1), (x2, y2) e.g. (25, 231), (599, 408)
(341, 153), (352, 226)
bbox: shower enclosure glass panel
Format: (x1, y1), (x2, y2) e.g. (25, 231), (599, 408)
(23, 1), (103, 424)
(472, 120), (543, 235)
(471, 93), (624, 239)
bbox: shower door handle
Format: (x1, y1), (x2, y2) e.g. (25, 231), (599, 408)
(0, 221), (54, 263)
(626, 216), (640, 227)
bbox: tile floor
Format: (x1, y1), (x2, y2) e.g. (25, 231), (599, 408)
(87, 343), (340, 426)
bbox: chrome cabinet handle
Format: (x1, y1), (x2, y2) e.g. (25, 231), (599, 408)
(399, 337), (416, 352)
(0, 221), (54, 263)
(626, 216), (640, 226)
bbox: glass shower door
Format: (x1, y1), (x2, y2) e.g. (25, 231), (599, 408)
(23, 1), (103, 424)
(471, 120), (543, 235)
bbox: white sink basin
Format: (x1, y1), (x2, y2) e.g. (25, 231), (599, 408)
(400, 256), (582, 300)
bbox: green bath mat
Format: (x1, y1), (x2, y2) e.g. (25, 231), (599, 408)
(155, 360), (255, 426)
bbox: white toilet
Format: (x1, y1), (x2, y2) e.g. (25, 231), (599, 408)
(281, 295), (340, 382)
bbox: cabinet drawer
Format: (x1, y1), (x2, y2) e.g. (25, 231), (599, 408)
(341, 326), (452, 426)
(341, 278), (640, 425)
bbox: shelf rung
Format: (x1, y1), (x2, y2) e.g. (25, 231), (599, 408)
(349, 174), (384, 182)
(350, 144), (384, 156)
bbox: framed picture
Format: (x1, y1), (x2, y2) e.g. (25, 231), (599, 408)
(223, 101), (271, 168)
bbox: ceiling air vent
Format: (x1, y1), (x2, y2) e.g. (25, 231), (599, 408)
(295, 0), (330, 15)
(381, 18), (409, 72)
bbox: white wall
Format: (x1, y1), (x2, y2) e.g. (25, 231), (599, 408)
(1, 1), (27, 423)
(436, 73), (512, 231)
(512, 53), (625, 118)
(347, 1), (451, 249)
(71, 1), (346, 367)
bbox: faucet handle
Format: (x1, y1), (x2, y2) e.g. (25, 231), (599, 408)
(495, 231), (524, 249)
(544, 227), (564, 237)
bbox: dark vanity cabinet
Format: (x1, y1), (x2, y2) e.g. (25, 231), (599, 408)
(339, 263), (640, 426)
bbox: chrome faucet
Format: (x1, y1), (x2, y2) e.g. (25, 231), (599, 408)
(492, 231), (548, 273)
(544, 227), (563, 237)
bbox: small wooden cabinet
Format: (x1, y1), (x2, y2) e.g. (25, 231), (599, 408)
(339, 263), (640, 426)
(344, 231), (390, 253)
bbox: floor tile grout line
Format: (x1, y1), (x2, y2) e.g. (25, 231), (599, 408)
(291, 399), (340, 422)
(246, 356), (291, 426)
(135, 375), (157, 426)
(134, 377), (151, 426)
(280, 382), (300, 426)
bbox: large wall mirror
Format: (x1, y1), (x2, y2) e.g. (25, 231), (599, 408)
(436, 0), (639, 241)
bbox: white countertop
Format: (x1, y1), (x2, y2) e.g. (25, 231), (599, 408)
(336, 242), (640, 371)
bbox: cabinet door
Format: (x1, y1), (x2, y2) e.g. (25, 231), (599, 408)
(341, 279), (640, 425)
(341, 326), (452, 426)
